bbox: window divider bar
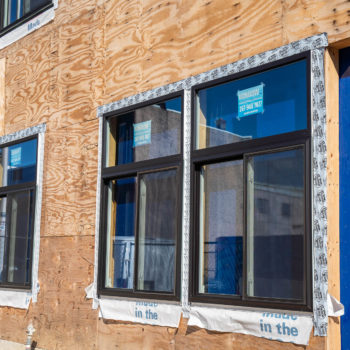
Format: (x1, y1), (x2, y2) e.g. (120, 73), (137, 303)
(133, 171), (141, 293)
(102, 155), (182, 180)
(191, 130), (310, 165)
(0, 181), (36, 196)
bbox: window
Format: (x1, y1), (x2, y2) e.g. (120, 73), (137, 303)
(0, 137), (37, 288)
(281, 203), (291, 218)
(99, 93), (183, 300)
(1, 0), (52, 35)
(191, 53), (312, 311)
(257, 198), (269, 215)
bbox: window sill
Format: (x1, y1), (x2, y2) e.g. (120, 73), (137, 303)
(0, 0), (57, 50)
(86, 284), (182, 327)
(0, 288), (32, 309)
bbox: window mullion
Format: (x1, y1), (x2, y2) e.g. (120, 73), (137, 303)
(133, 171), (140, 293)
(3, 193), (11, 283)
(0, 0), (4, 30)
(242, 154), (248, 301)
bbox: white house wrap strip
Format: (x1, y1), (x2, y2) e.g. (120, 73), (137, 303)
(0, 7), (56, 50)
(188, 306), (313, 346)
(311, 48), (329, 336)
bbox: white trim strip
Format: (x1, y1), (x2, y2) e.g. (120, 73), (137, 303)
(0, 5), (56, 50)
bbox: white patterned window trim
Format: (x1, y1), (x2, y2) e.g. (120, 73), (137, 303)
(91, 33), (329, 342)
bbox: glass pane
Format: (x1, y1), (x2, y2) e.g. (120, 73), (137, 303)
(196, 60), (307, 149)
(104, 177), (136, 289)
(106, 97), (182, 166)
(137, 169), (178, 292)
(198, 160), (243, 295)
(2, 0), (48, 24)
(0, 190), (34, 284)
(0, 138), (37, 187)
(246, 148), (305, 300)
(2, 0), (24, 26)
(29, 0), (49, 12)
(0, 197), (7, 283)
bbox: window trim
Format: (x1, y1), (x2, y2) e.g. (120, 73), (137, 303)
(98, 91), (184, 301)
(0, 0), (53, 37)
(189, 51), (313, 311)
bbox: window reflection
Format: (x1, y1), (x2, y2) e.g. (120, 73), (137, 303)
(106, 97), (182, 166)
(196, 60), (307, 149)
(0, 139), (37, 186)
(246, 148), (305, 300)
(198, 160), (243, 295)
(105, 178), (136, 289)
(137, 169), (178, 293)
(0, 190), (34, 284)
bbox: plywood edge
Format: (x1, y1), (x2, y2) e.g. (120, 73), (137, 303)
(325, 47), (341, 350)
(330, 38), (350, 50)
(0, 58), (5, 137)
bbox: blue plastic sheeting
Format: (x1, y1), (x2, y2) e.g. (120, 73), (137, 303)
(340, 47), (350, 349)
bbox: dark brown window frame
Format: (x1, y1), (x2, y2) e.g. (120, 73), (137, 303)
(0, 134), (38, 290)
(98, 91), (184, 301)
(189, 51), (313, 312)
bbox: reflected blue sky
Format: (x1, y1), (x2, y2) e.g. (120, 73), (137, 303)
(162, 97), (182, 112)
(0, 138), (37, 185)
(8, 139), (37, 167)
(197, 59), (307, 148)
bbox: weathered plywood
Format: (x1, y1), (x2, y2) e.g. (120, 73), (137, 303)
(0, 58), (5, 136)
(325, 47), (341, 350)
(0, 0), (349, 349)
(42, 118), (98, 237)
(33, 235), (97, 349)
(96, 317), (326, 350)
(282, 0), (350, 45)
(104, 0), (283, 102)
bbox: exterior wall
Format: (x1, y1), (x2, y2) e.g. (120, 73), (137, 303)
(0, 0), (346, 349)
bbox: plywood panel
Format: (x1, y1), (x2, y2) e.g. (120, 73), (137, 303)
(325, 47), (341, 350)
(42, 118), (98, 237)
(54, 7), (104, 129)
(0, 58), (5, 136)
(32, 235), (97, 349)
(282, 0), (350, 45)
(104, 0), (283, 103)
(95, 319), (326, 350)
(1, 0), (350, 349)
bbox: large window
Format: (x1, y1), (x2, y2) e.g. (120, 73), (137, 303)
(0, 137), (37, 288)
(0, 0), (52, 35)
(99, 94), (182, 300)
(191, 53), (312, 311)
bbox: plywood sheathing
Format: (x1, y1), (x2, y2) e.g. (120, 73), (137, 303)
(325, 47), (341, 350)
(282, 1), (350, 45)
(41, 118), (98, 238)
(0, 58), (5, 136)
(0, 0), (347, 349)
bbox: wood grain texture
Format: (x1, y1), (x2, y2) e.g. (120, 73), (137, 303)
(0, 0), (348, 348)
(282, 0), (350, 45)
(0, 58), (5, 136)
(325, 47), (341, 350)
(42, 118), (98, 237)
